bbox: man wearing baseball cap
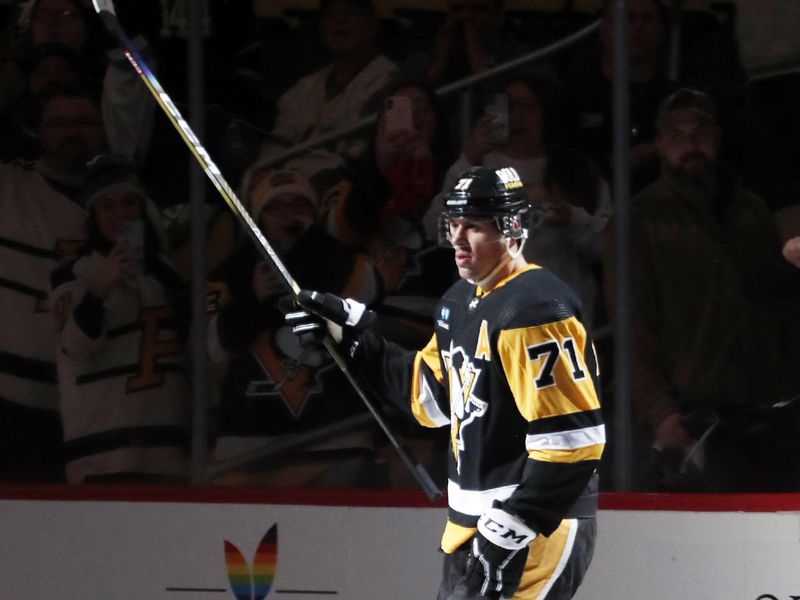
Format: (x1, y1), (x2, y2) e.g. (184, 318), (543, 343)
(604, 87), (799, 492)
(655, 87), (716, 126)
(653, 87), (719, 189)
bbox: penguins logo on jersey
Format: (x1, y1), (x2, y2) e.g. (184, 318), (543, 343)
(441, 343), (487, 472)
(247, 329), (329, 418)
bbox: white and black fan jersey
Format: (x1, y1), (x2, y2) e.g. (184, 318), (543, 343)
(0, 163), (85, 412)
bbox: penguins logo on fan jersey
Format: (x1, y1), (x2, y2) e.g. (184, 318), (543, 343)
(247, 330), (328, 418)
(441, 343), (487, 472)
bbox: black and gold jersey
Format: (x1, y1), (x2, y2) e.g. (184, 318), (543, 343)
(355, 264), (604, 552)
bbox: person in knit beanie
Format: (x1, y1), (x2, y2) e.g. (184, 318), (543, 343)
(49, 154), (190, 484)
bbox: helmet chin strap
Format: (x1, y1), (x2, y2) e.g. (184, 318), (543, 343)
(467, 254), (509, 286)
(506, 233), (526, 259)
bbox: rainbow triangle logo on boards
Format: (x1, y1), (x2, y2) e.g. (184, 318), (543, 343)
(224, 525), (277, 600)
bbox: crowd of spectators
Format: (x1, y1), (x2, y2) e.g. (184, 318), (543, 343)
(1, 0), (800, 492)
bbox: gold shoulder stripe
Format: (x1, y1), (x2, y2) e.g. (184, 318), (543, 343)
(528, 444), (605, 464)
(415, 334), (442, 383)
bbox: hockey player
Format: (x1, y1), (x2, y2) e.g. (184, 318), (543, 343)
(288, 166), (605, 599)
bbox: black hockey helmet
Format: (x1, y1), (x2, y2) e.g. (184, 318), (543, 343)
(438, 166), (530, 245)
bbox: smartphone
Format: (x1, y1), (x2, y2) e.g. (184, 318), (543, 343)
(485, 93), (509, 144)
(383, 95), (414, 135)
(116, 219), (145, 273)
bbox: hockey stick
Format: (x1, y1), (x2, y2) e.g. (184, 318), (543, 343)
(91, 0), (441, 501)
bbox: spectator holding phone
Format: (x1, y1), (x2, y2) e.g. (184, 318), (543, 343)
(50, 155), (190, 484)
(437, 79), (543, 194)
(316, 79), (458, 348)
(428, 74), (611, 331)
(319, 79), (453, 248)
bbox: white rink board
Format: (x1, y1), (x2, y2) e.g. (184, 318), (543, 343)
(0, 500), (445, 600)
(1, 499), (799, 599)
(581, 510), (800, 600)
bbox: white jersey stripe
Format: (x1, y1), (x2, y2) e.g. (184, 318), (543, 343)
(447, 479), (517, 517)
(526, 425), (606, 451)
(418, 374), (450, 426)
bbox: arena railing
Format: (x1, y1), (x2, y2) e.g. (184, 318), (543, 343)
(254, 18), (602, 170)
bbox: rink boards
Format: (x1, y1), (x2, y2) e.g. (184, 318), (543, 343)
(0, 486), (799, 600)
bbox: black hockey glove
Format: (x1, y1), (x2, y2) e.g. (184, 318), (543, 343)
(463, 505), (537, 599)
(285, 290), (376, 345)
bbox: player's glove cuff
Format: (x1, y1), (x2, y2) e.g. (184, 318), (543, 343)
(477, 506), (537, 550)
(297, 290), (376, 330)
(464, 508), (535, 599)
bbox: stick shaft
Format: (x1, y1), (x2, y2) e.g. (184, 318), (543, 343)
(96, 5), (298, 295)
(93, 2), (441, 501)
